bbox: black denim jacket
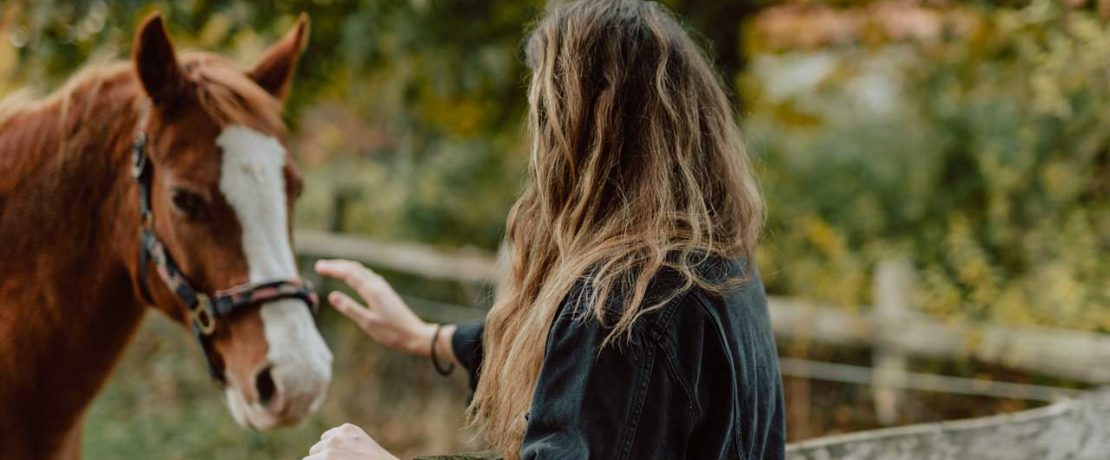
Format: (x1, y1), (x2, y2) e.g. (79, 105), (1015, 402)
(451, 259), (785, 459)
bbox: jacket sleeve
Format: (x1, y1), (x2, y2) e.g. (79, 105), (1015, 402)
(520, 299), (691, 460)
(450, 320), (485, 394)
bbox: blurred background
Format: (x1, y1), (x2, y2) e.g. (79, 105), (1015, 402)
(1, 0), (1107, 458)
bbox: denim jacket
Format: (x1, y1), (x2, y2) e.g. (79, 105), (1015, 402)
(451, 259), (785, 459)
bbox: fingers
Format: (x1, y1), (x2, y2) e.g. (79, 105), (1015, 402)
(328, 291), (376, 329)
(324, 422), (365, 437)
(316, 259), (373, 291)
(315, 259), (388, 304)
(308, 437), (329, 455)
(314, 259), (364, 279)
(308, 423), (357, 456)
(306, 423), (382, 460)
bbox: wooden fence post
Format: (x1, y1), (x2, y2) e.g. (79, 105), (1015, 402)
(329, 186), (360, 233)
(872, 258), (914, 425)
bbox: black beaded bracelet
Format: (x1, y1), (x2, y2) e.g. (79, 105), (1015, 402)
(430, 323), (455, 376)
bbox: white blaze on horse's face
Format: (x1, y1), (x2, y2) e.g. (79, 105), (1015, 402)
(216, 124), (332, 429)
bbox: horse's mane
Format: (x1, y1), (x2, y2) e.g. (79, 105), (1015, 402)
(0, 89), (40, 125)
(0, 61), (122, 127)
(0, 51), (284, 133)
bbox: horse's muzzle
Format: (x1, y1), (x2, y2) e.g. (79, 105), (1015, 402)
(224, 297), (333, 430)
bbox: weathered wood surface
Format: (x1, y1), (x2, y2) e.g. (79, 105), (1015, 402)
(777, 358), (1082, 402)
(296, 231), (1110, 384)
(771, 299), (1110, 384)
(786, 390), (1110, 460)
(417, 391), (1110, 460)
(296, 230), (499, 283)
(871, 259), (912, 424)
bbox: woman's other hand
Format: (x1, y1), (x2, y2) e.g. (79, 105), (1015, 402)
(315, 259), (438, 356)
(304, 423), (397, 460)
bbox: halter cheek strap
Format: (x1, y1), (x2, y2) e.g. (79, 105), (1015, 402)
(131, 127), (318, 382)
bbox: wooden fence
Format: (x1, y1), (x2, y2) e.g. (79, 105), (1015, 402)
(784, 388), (1110, 460)
(297, 230), (1110, 458)
(296, 230), (1110, 384)
(415, 389), (1110, 460)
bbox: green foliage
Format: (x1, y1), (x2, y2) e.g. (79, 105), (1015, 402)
(2, 0), (1107, 457)
(748, 1), (1108, 329)
(84, 311), (478, 459)
(290, 0), (543, 247)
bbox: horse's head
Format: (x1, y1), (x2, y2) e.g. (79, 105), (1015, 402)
(130, 14), (331, 430)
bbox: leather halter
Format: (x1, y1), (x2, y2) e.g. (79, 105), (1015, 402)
(131, 115), (318, 382)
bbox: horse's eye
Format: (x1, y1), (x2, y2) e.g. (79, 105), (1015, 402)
(171, 190), (206, 220)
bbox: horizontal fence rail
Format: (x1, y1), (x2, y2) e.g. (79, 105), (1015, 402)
(768, 299), (1110, 384)
(295, 230), (1110, 385)
(778, 358), (1083, 402)
(297, 230), (500, 283)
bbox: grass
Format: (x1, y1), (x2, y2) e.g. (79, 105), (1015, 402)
(82, 308), (483, 459)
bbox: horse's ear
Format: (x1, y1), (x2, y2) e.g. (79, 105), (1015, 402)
(133, 13), (185, 108)
(249, 14), (309, 101)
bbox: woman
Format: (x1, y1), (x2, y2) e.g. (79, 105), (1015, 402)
(305, 0), (783, 458)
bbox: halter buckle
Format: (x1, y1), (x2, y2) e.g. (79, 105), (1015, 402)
(191, 294), (217, 336)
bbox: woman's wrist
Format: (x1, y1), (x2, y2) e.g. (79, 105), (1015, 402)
(428, 322), (455, 364)
(407, 322), (439, 357)
(402, 322), (458, 367)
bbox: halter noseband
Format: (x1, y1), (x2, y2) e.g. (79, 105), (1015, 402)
(131, 117), (318, 382)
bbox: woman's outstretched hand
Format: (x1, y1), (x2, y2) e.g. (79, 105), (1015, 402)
(304, 423), (397, 460)
(315, 259), (440, 356)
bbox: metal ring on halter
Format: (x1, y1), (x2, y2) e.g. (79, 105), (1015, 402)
(191, 294), (217, 336)
(140, 211), (154, 229)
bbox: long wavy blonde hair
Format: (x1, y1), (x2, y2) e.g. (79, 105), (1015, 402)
(470, 0), (764, 455)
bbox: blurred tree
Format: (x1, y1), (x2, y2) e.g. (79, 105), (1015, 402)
(2, 0), (1104, 327)
(2, 1), (1106, 457)
(747, 0), (1108, 330)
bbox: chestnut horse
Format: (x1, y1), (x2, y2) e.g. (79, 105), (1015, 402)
(0, 14), (332, 459)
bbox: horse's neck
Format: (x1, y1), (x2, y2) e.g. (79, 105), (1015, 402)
(0, 73), (143, 271)
(0, 76), (148, 459)
(0, 79), (143, 288)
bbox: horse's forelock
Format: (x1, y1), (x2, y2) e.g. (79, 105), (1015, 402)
(178, 52), (286, 137)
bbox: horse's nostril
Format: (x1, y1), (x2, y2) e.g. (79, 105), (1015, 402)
(255, 366), (277, 406)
